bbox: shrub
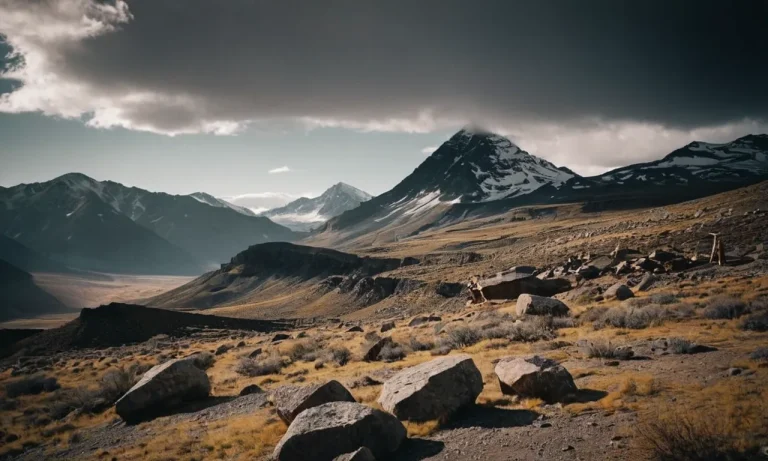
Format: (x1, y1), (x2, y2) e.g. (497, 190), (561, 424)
(430, 344), (453, 356)
(236, 355), (284, 377)
(551, 316), (575, 329)
(409, 336), (435, 351)
(650, 293), (678, 305)
(579, 306), (609, 324)
(583, 340), (634, 360)
(287, 340), (320, 362)
(188, 352), (215, 370)
(509, 318), (557, 342)
(328, 346), (351, 366)
(667, 338), (695, 355)
(597, 305), (668, 330)
(749, 347), (768, 362)
(445, 326), (482, 348)
(637, 412), (756, 461)
(702, 296), (747, 319)
(5, 375), (60, 398)
(480, 324), (515, 341)
(99, 366), (140, 402)
(739, 312), (768, 332)
(667, 302), (697, 319)
(378, 343), (407, 362)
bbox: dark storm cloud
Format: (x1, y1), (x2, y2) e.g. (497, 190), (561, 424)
(1, 0), (767, 140)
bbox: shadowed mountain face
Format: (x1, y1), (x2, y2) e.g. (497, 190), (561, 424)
(260, 182), (372, 232)
(316, 130), (768, 246)
(0, 173), (297, 274)
(0, 259), (69, 322)
(0, 235), (74, 274)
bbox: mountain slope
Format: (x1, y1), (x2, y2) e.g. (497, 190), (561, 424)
(0, 235), (75, 274)
(0, 259), (70, 322)
(189, 192), (257, 216)
(0, 174), (297, 274)
(261, 182), (372, 231)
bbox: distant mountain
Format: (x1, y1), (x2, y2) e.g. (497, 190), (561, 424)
(0, 259), (70, 322)
(0, 235), (74, 274)
(261, 182), (372, 231)
(0, 174), (297, 274)
(189, 192), (256, 216)
(319, 128), (574, 238)
(315, 130), (768, 247)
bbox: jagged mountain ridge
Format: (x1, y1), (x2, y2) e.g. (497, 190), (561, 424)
(317, 130), (768, 247)
(261, 182), (372, 231)
(0, 174), (297, 274)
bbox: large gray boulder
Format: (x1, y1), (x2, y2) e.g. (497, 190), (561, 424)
(362, 337), (393, 362)
(274, 380), (356, 424)
(378, 354), (483, 421)
(333, 447), (376, 461)
(494, 356), (577, 403)
(273, 401), (406, 461)
(604, 283), (634, 300)
(516, 294), (570, 317)
(115, 357), (210, 423)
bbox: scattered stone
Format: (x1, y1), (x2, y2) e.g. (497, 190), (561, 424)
(248, 348), (263, 358)
(494, 356), (577, 403)
(272, 334), (290, 342)
(649, 250), (677, 262)
(576, 265), (600, 280)
(214, 344), (233, 355)
(362, 337), (394, 362)
(273, 402), (406, 461)
(274, 380), (356, 424)
(408, 315), (442, 327)
(115, 357), (211, 423)
(604, 283), (634, 301)
(347, 326), (364, 333)
(727, 368), (742, 376)
(236, 341), (246, 348)
(380, 321), (395, 333)
(516, 294), (570, 317)
(333, 447), (376, 461)
(239, 384), (264, 396)
(635, 273), (656, 292)
(349, 376), (383, 389)
(378, 354), (483, 421)
(562, 445), (575, 452)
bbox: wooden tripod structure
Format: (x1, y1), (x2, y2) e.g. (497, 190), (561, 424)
(709, 233), (726, 265)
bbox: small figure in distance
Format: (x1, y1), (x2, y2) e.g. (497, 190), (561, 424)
(467, 275), (487, 305)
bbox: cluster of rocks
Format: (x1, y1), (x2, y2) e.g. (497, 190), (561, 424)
(111, 352), (578, 460)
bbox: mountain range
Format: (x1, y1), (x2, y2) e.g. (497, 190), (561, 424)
(314, 129), (768, 246)
(260, 182), (372, 231)
(0, 173), (297, 274)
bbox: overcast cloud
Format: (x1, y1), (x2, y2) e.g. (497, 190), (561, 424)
(1, 0), (767, 174)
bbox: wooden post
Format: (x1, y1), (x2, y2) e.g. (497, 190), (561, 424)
(717, 238), (726, 265)
(709, 233), (719, 263)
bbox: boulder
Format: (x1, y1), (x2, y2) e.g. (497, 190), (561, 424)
(273, 402), (406, 461)
(362, 337), (394, 362)
(380, 321), (396, 333)
(516, 294), (570, 317)
(215, 344), (232, 355)
(604, 283), (634, 301)
(649, 250), (677, 263)
(408, 315), (442, 327)
(588, 256), (614, 271)
(494, 356), (577, 403)
(576, 265), (600, 280)
(378, 354), (482, 421)
(274, 380), (356, 424)
(480, 270), (570, 300)
(115, 358), (211, 423)
(346, 326), (364, 333)
(239, 384), (264, 396)
(665, 258), (689, 272)
(248, 348), (263, 358)
(333, 447), (376, 461)
(272, 333), (290, 342)
(635, 273), (656, 291)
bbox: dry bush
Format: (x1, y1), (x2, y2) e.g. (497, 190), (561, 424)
(48, 365), (142, 420)
(409, 336), (435, 351)
(404, 420), (441, 437)
(189, 352), (215, 370)
(378, 343), (407, 362)
(328, 346), (351, 366)
(509, 317), (557, 342)
(739, 312), (768, 332)
(749, 347), (768, 362)
(596, 305), (668, 330)
(649, 293), (679, 305)
(445, 326), (482, 348)
(637, 411), (760, 461)
(620, 376), (659, 396)
(286, 340), (321, 362)
(551, 316), (575, 329)
(667, 338), (696, 354)
(579, 306), (609, 324)
(702, 296), (747, 319)
(236, 354), (284, 377)
(583, 340), (634, 360)
(667, 302), (697, 319)
(5, 374), (60, 398)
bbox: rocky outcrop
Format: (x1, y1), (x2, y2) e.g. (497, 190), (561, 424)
(380, 321), (395, 333)
(516, 294), (570, 317)
(274, 380), (356, 424)
(115, 357), (211, 423)
(604, 283), (634, 300)
(494, 356), (577, 403)
(480, 267), (571, 300)
(362, 337), (393, 362)
(273, 401), (406, 461)
(408, 315), (442, 327)
(378, 354), (483, 421)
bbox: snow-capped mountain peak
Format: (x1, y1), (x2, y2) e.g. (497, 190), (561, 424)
(261, 182), (372, 231)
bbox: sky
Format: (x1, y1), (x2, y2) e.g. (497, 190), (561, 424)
(1, 0), (767, 203)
